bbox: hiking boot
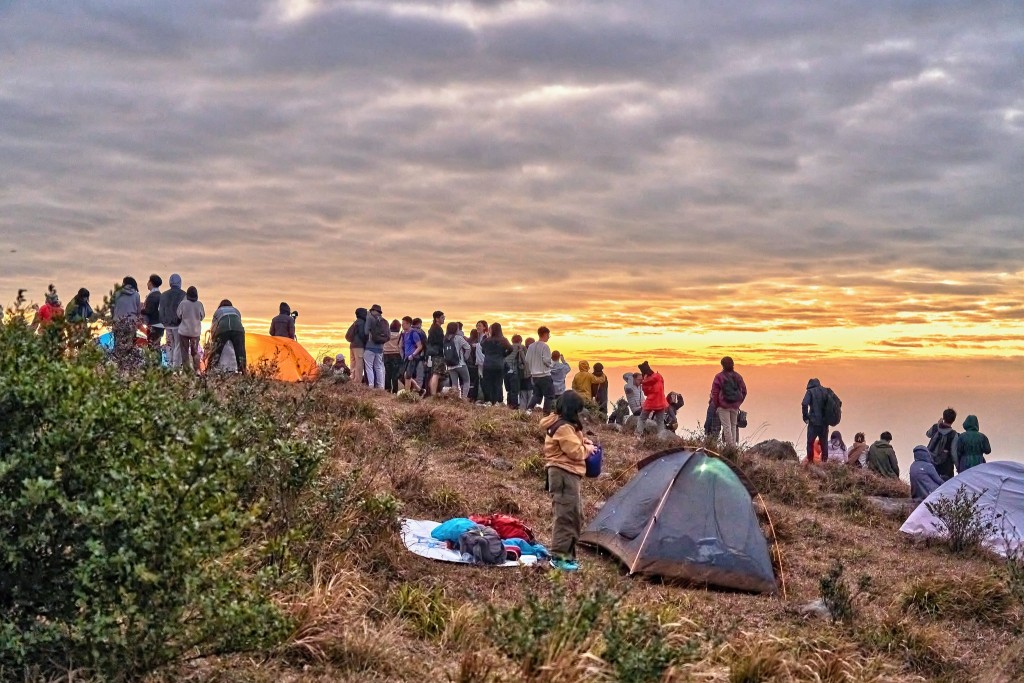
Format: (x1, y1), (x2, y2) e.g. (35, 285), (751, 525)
(549, 557), (579, 572)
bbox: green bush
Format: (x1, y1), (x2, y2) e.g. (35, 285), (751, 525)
(819, 561), (872, 624)
(924, 485), (994, 554)
(602, 608), (697, 683)
(0, 306), (313, 678)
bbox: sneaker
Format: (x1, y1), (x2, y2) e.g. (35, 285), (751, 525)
(549, 557), (579, 572)
(525, 410), (533, 416)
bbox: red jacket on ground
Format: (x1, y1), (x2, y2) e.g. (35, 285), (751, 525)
(641, 372), (668, 411)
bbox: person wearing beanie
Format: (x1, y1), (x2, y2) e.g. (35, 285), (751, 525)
(344, 307), (368, 385)
(710, 356), (747, 447)
(636, 361), (669, 434)
(159, 274), (187, 368)
(269, 302), (296, 340)
(175, 286), (205, 372)
(142, 274), (163, 349)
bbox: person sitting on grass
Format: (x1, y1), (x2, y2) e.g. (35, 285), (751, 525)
(910, 445), (944, 502)
(320, 356), (335, 375)
(540, 390), (596, 572)
(867, 431), (900, 478)
(845, 432), (869, 468)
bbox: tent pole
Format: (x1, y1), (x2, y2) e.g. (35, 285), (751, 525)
(629, 458), (688, 575)
(757, 493), (787, 600)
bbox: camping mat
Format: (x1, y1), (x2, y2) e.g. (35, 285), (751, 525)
(400, 518), (539, 567)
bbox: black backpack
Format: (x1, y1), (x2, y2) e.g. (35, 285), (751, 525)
(928, 429), (956, 467)
(371, 316), (390, 344)
(458, 526), (505, 565)
(443, 335), (461, 366)
(721, 373), (742, 402)
(823, 387), (842, 426)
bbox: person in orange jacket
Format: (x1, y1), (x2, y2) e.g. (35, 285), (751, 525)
(636, 361), (668, 434)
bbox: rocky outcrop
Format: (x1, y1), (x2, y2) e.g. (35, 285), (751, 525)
(746, 439), (799, 462)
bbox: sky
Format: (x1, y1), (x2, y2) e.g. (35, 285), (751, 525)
(1, 3), (1022, 381)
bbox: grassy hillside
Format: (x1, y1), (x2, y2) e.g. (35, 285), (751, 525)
(173, 380), (1022, 683)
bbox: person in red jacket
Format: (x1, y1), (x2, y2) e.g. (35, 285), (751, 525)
(711, 356), (747, 447)
(636, 361), (668, 434)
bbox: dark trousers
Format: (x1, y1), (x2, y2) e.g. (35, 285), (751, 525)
(211, 330), (246, 372)
(147, 325), (164, 350)
(384, 354), (403, 393)
(481, 366), (504, 404)
(547, 467), (582, 560)
(807, 423), (828, 461)
(504, 370), (521, 407)
(468, 365), (480, 400)
(529, 375), (555, 413)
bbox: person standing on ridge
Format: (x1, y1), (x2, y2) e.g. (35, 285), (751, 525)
(520, 337), (535, 409)
(363, 304), (389, 389)
(480, 322), (512, 405)
(444, 321), (472, 398)
(592, 363), (609, 416)
(636, 361), (668, 434)
(505, 334), (527, 409)
(802, 378), (830, 463)
(925, 407), (959, 481)
(383, 319), (403, 393)
(65, 288), (94, 324)
(425, 311), (446, 397)
(159, 274), (187, 369)
(31, 288), (63, 330)
(176, 286), (205, 372)
(711, 356), (747, 447)
(270, 302), (296, 339)
(111, 276), (141, 357)
(142, 274), (163, 349)
(550, 351), (571, 400)
(623, 372), (644, 416)
(956, 415), (991, 474)
(526, 326), (556, 414)
(401, 316), (424, 393)
(210, 299), (246, 373)
(345, 307), (368, 385)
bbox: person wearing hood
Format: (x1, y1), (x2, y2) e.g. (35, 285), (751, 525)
(956, 415), (991, 474)
(362, 304), (388, 389)
(210, 299), (246, 373)
(504, 334), (526, 408)
(159, 274), (187, 369)
(623, 372), (644, 416)
(867, 432), (900, 478)
(445, 321), (472, 398)
(711, 356), (747, 447)
(550, 351), (571, 398)
(827, 431), (847, 464)
(540, 390), (597, 572)
(910, 445), (945, 502)
(142, 274), (163, 349)
(704, 394), (722, 439)
(345, 307), (368, 385)
(925, 407), (959, 481)
(270, 302), (296, 340)
(570, 360), (597, 397)
(592, 363), (609, 416)
(665, 392), (684, 432)
(176, 286), (205, 372)
(802, 378), (831, 463)
(636, 361), (669, 434)
(526, 326), (556, 414)
(846, 432), (869, 468)
(112, 276), (142, 356)
(32, 288), (63, 330)
(65, 288), (94, 325)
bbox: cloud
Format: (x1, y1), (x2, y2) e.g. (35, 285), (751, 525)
(1, 0), (1022, 362)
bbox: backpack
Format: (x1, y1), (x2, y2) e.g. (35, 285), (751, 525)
(721, 373), (742, 402)
(469, 514), (537, 543)
(928, 429), (956, 467)
(371, 316), (390, 344)
(822, 388), (842, 426)
(443, 336), (461, 366)
(458, 526), (506, 565)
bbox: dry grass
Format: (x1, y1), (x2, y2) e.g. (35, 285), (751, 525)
(898, 573), (1013, 624)
(149, 383), (1018, 682)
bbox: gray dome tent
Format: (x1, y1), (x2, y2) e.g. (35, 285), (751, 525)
(581, 449), (777, 593)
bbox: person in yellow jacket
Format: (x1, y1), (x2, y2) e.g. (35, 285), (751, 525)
(540, 390), (596, 572)
(570, 360), (607, 399)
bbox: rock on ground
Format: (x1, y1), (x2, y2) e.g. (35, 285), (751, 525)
(746, 439), (799, 461)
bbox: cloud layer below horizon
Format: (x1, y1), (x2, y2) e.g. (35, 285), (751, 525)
(2, 0), (1022, 362)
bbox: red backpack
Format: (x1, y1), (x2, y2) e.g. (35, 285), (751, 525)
(469, 514), (536, 543)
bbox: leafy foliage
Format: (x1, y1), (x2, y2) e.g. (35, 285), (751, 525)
(0, 303), (327, 678)
(602, 608), (697, 683)
(819, 561), (872, 624)
(924, 485), (996, 553)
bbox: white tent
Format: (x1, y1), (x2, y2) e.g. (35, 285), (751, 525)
(900, 461), (1024, 557)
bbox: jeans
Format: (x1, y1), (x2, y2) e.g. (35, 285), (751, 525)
(529, 375), (555, 413)
(636, 408), (667, 434)
(547, 467), (582, 559)
(363, 349), (385, 388)
(504, 370), (521, 408)
(384, 354), (403, 392)
(350, 347), (364, 385)
(211, 330), (246, 372)
(481, 366), (504, 404)
(448, 364), (471, 398)
(165, 327), (182, 368)
(717, 407), (739, 446)
(178, 335), (200, 372)
(807, 423), (829, 462)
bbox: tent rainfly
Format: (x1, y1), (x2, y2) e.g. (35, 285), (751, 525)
(581, 449), (777, 593)
(901, 461), (1024, 557)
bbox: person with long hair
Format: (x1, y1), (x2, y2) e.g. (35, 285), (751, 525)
(827, 430), (847, 463)
(540, 390), (596, 572)
(445, 321), (472, 398)
(480, 322), (512, 405)
(383, 319), (403, 393)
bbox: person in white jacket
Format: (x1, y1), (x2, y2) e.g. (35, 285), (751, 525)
(175, 286), (205, 372)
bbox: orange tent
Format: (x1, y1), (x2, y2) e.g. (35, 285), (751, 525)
(204, 333), (319, 382)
